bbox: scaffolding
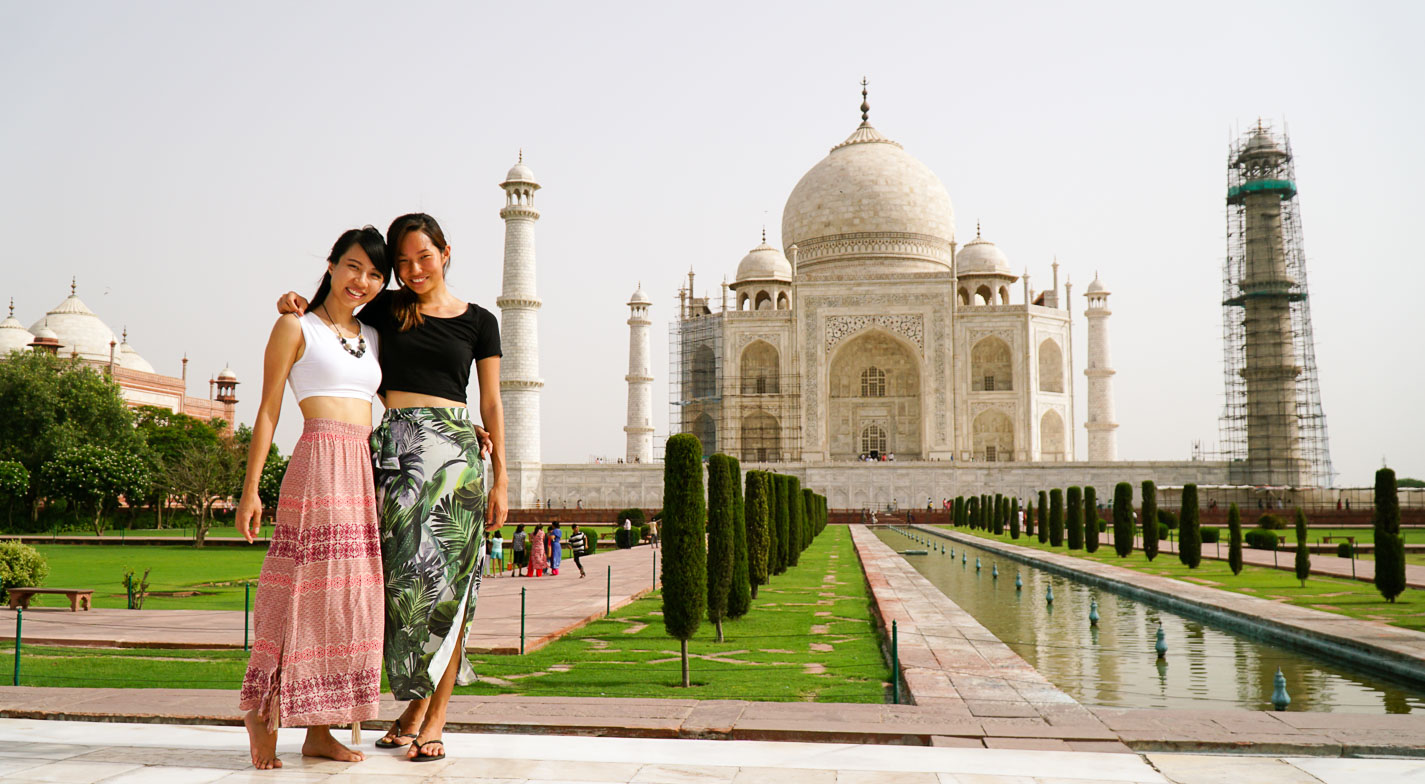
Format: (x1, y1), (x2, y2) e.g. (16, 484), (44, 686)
(669, 291), (803, 463)
(1219, 122), (1334, 487)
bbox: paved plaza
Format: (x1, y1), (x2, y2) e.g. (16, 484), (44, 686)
(3, 718), (1424, 784)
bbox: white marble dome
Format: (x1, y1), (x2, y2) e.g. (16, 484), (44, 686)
(781, 120), (955, 273)
(118, 340), (155, 373)
(734, 241), (792, 283)
(217, 366), (238, 381)
(956, 234), (1013, 277)
(28, 293), (118, 362)
(0, 313), (33, 355)
(504, 160), (538, 185)
(1086, 274), (1108, 295)
(628, 282), (651, 306)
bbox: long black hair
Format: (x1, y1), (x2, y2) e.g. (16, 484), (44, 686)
(386, 212), (449, 331)
(309, 226), (391, 311)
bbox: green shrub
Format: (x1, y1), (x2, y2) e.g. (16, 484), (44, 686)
(774, 475), (791, 575)
(1158, 509), (1178, 529)
(1336, 542), (1352, 559)
(1245, 530), (1279, 550)
(1037, 491), (1049, 544)
(617, 507), (646, 528)
(585, 529), (599, 553)
(745, 471), (770, 596)
(1049, 489), (1064, 547)
(705, 454), (735, 641)
(638, 523), (651, 541)
(1200, 526), (1220, 544)
(1023, 499), (1034, 538)
(1375, 467), (1405, 602)
(1257, 513), (1286, 530)
(1227, 503), (1243, 575)
(728, 458), (750, 620)
(1009, 497), (1020, 540)
(1066, 487), (1083, 550)
(1179, 484), (1201, 569)
(1083, 487), (1099, 553)
(0, 541), (48, 601)
(1141, 481), (1158, 562)
(1113, 483), (1133, 557)
(661, 434), (707, 686)
(1293, 507), (1310, 587)
(787, 476), (804, 566)
(614, 527), (638, 549)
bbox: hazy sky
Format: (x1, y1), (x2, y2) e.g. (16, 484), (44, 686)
(3, 1), (1421, 485)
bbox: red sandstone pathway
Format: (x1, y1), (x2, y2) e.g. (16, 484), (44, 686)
(0, 545), (663, 653)
(1142, 534), (1425, 589)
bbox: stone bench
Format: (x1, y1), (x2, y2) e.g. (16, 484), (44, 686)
(7, 588), (93, 611)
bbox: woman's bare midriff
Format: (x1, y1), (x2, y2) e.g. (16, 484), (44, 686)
(384, 391), (466, 409)
(297, 397), (376, 427)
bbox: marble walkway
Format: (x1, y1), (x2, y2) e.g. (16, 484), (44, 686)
(0, 544), (663, 653)
(4, 718), (1424, 784)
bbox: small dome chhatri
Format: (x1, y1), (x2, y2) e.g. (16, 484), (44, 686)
(956, 222), (1013, 277)
(503, 149), (539, 187)
(217, 365), (238, 381)
(628, 282), (652, 306)
(1086, 272), (1109, 295)
(734, 234), (793, 284)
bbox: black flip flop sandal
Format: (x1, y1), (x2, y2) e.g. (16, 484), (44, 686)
(410, 738), (445, 762)
(374, 727), (417, 749)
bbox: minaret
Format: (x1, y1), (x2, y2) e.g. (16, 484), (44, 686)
(498, 153), (543, 507)
(624, 283), (654, 464)
(1083, 274), (1118, 461)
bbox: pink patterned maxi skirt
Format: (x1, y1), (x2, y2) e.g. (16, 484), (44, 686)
(238, 419), (384, 728)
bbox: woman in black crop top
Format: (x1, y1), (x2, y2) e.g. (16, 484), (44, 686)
(279, 213), (504, 764)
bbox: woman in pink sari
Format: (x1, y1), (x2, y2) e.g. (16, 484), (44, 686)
(527, 523), (548, 577)
(235, 227), (391, 770)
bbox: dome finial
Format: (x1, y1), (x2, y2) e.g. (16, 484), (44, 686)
(860, 77), (870, 123)
(70, 276), (76, 296)
(7, 298), (12, 318)
(518, 148), (523, 164)
(761, 224), (766, 243)
(976, 219), (981, 239)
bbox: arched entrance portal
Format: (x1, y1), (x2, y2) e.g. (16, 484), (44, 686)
(827, 330), (922, 459)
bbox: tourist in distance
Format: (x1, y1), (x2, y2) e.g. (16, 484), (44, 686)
(567, 524), (589, 577)
(277, 213), (507, 764)
(512, 523), (528, 577)
(549, 522), (563, 576)
(236, 227), (392, 770)
(528, 523), (548, 577)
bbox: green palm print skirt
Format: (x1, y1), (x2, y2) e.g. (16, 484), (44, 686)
(370, 407), (486, 700)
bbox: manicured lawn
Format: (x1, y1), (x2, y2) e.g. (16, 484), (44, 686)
(27, 545), (267, 611)
(936, 525), (1425, 632)
(8, 527), (892, 702)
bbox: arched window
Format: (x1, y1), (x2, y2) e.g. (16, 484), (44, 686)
(691, 413), (716, 458)
(860, 366), (886, 397)
(755, 290), (772, 310)
(741, 411), (780, 463)
(972, 409), (1015, 462)
(776, 292), (790, 310)
(740, 340), (779, 395)
(958, 288), (970, 307)
(1038, 339), (1064, 393)
(975, 285), (993, 306)
(691, 344), (717, 398)
(999, 286), (1010, 305)
(970, 337), (1013, 391)
(861, 424), (887, 455)
(738, 293), (749, 311)
(1040, 409), (1065, 461)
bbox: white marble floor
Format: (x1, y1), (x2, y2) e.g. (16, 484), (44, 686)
(0, 719), (1420, 784)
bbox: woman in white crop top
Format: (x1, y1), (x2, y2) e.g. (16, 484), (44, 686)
(234, 227), (391, 771)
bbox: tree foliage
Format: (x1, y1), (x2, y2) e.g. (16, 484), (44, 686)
(1374, 467), (1406, 603)
(1083, 486), (1099, 553)
(1066, 486), (1083, 550)
(1049, 489), (1064, 547)
(1009, 496), (1020, 539)
(0, 540), (49, 601)
(744, 470), (770, 597)
(1227, 502), (1244, 575)
(232, 422), (287, 516)
(1179, 483), (1201, 568)
(661, 434), (707, 685)
(705, 454), (735, 641)
(40, 444), (150, 536)
(1293, 506), (1311, 587)
(773, 474), (790, 575)
(0, 460), (29, 526)
(1140, 480), (1158, 561)
(728, 457), (751, 619)
(168, 437), (242, 547)
(1113, 482), (1134, 557)
(786, 475), (804, 567)
(1037, 491), (1049, 543)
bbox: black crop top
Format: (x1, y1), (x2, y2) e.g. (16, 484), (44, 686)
(357, 290), (502, 404)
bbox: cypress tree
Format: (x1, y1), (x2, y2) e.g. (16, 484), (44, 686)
(728, 458), (751, 618)
(786, 476), (803, 567)
(767, 474), (782, 574)
(661, 434), (706, 686)
(1066, 486), (1083, 550)
(1179, 483), (1201, 568)
(1009, 497), (1021, 539)
(1084, 486), (1099, 553)
(953, 496), (964, 528)
(1374, 467), (1405, 602)
(1293, 506), (1311, 588)
(1049, 489), (1064, 547)
(993, 494), (1005, 536)
(774, 475), (791, 574)
(705, 454), (735, 642)
(1037, 491), (1049, 543)
(967, 496), (978, 530)
(745, 470), (770, 597)
(1141, 480), (1159, 562)
(1113, 482), (1133, 557)
(1227, 502), (1243, 575)
(1024, 499), (1034, 538)
(802, 489), (814, 548)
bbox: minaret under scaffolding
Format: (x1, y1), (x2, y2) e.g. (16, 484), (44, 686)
(1220, 121), (1332, 487)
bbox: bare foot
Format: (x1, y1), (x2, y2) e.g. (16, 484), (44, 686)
(302, 726), (365, 762)
(243, 709), (283, 770)
(381, 701), (428, 749)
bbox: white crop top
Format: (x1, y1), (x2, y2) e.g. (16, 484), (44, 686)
(287, 312), (382, 403)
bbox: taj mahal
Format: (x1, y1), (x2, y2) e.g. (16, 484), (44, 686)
(498, 89), (1250, 509)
